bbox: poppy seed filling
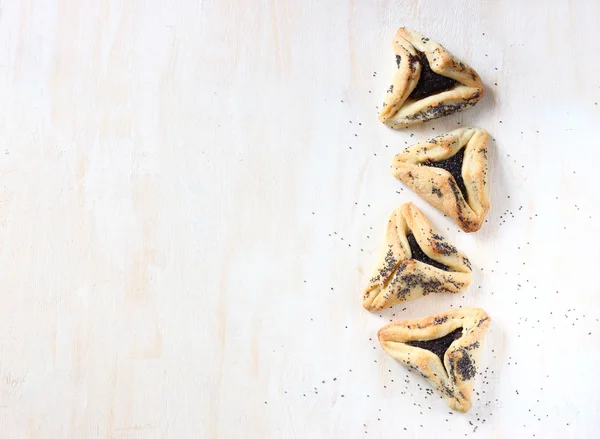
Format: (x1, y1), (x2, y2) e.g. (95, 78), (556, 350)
(406, 327), (463, 366)
(409, 51), (457, 99)
(406, 233), (449, 271)
(425, 146), (468, 200)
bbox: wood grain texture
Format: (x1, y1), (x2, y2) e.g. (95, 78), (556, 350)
(1, 0), (599, 437)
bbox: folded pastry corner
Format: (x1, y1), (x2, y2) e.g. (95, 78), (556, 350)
(391, 127), (490, 233)
(362, 202), (472, 312)
(378, 307), (491, 413)
(379, 27), (484, 128)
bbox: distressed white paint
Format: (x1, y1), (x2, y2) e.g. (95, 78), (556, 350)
(1, 0), (599, 437)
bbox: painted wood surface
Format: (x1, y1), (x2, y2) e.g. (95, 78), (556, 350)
(1, 0), (599, 437)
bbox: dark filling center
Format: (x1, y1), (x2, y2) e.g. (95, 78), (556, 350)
(406, 327), (463, 366)
(406, 233), (449, 271)
(425, 147), (468, 200)
(409, 51), (457, 99)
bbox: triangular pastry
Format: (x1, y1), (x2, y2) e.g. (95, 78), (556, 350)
(378, 307), (491, 413)
(378, 28), (484, 128)
(363, 202), (472, 311)
(391, 127), (490, 233)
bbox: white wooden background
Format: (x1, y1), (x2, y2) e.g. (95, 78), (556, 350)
(1, 0), (599, 437)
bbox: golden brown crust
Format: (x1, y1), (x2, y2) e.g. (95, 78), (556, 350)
(391, 127), (490, 233)
(379, 28), (484, 128)
(363, 202), (472, 311)
(378, 307), (491, 412)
